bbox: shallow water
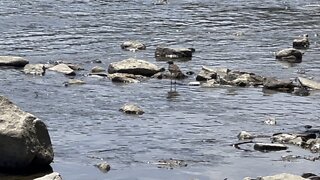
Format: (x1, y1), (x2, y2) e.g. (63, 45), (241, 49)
(1, 0), (320, 179)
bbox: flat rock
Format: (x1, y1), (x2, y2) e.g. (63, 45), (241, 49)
(23, 64), (46, 76)
(67, 79), (86, 85)
(275, 48), (303, 63)
(108, 73), (144, 83)
(155, 47), (194, 59)
(0, 56), (29, 67)
(108, 58), (162, 77)
(120, 103), (144, 115)
(121, 40), (146, 51)
(263, 78), (295, 93)
(253, 143), (288, 152)
(0, 96), (54, 170)
(48, 64), (75, 75)
(297, 77), (320, 90)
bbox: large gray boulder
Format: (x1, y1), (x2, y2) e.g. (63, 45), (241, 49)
(275, 48), (303, 63)
(0, 56), (29, 67)
(0, 96), (54, 170)
(108, 58), (162, 77)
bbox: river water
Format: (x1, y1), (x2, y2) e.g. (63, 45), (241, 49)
(1, 0), (320, 179)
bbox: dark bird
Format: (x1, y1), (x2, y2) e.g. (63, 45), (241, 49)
(167, 61), (182, 90)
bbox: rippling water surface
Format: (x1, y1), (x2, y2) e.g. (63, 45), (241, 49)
(1, 0), (320, 179)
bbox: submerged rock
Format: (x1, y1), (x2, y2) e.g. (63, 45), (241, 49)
(0, 56), (29, 67)
(108, 58), (162, 77)
(91, 66), (105, 73)
(155, 47), (194, 59)
(121, 40), (146, 51)
(0, 96), (54, 170)
(293, 34), (310, 49)
(94, 162), (111, 173)
(67, 79), (86, 85)
(275, 48), (303, 63)
(237, 131), (254, 140)
(23, 64), (46, 76)
(120, 103), (144, 115)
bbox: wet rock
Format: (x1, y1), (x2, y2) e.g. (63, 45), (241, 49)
(152, 159), (187, 169)
(0, 96), (54, 170)
(244, 173), (307, 180)
(0, 56), (29, 67)
(91, 66), (105, 73)
(305, 138), (320, 153)
(301, 173), (320, 179)
(293, 34), (310, 49)
(34, 172), (62, 180)
(297, 77), (320, 90)
(275, 48), (303, 63)
(226, 73), (265, 87)
(253, 143), (288, 152)
(94, 162), (111, 173)
(23, 64), (46, 76)
(108, 58), (162, 77)
(48, 64), (76, 76)
(65, 63), (83, 71)
(196, 66), (230, 81)
(237, 131), (254, 140)
(263, 78), (295, 93)
(155, 47), (194, 59)
(120, 103), (144, 115)
(108, 73), (144, 83)
(121, 40), (146, 51)
(272, 133), (297, 143)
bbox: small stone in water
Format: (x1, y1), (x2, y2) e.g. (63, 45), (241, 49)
(95, 162), (111, 173)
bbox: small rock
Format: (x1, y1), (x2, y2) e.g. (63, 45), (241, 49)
(155, 47), (194, 59)
(297, 77), (320, 90)
(275, 48), (303, 63)
(48, 64), (76, 75)
(121, 40), (146, 51)
(264, 116), (276, 125)
(108, 73), (143, 83)
(120, 103), (144, 115)
(23, 64), (46, 76)
(67, 79), (86, 85)
(263, 78), (295, 93)
(0, 56), (29, 67)
(293, 34), (310, 49)
(237, 131), (254, 140)
(95, 162), (111, 173)
(91, 66), (105, 73)
(253, 143), (288, 152)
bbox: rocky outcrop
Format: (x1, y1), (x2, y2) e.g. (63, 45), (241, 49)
(244, 173), (307, 180)
(293, 34), (310, 49)
(0, 56), (29, 67)
(119, 103), (144, 115)
(121, 41), (146, 51)
(275, 48), (303, 63)
(0, 96), (54, 170)
(23, 64), (46, 76)
(155, 47), (194, 59)
(108, 58), (162, 77)
(48, 64), (75, 76)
